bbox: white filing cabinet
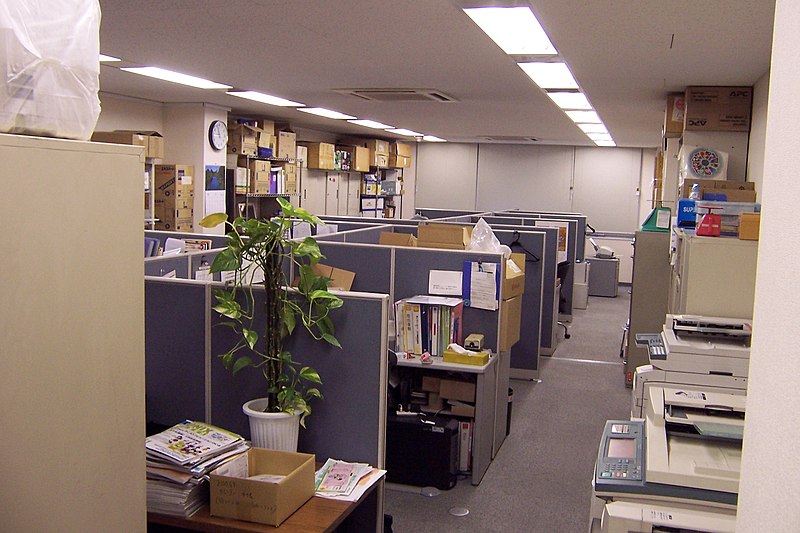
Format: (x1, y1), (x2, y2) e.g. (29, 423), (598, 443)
(668, 228), (758, 318)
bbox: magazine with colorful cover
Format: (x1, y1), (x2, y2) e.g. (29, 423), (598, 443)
(145, 420), (244, 466)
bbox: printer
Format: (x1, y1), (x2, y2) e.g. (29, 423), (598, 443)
(632, 315), (751, 419)
(590, 237), (615, 259)
(590, 383), (744, 532)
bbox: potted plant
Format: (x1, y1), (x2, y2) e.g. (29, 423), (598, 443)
(199, 198), (343, 451)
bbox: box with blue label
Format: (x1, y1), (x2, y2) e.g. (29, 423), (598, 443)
(677, 198), (696, 227)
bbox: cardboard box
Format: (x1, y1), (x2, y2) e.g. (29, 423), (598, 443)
(439, 379), (476, 403)
(258, 132), (276, 150)
(417, 224), (472, 250)
(370, 153), (389, 168)
(305, 142), (335, 170)
(684, 86), (752, 132)
(663, 94), (685, 138)
(738, 213), (761, 240)
(499, 294), (522, 351)
(147, 132), (165, 159)
(366, 139), (389, 155)
(257, 119), (275, 135)
(155, 164), (194, 199)
(310, 263), (355, 290)
(210, 448), (315, 527)
(296, 146), (308, 168)
(228, 124), (259, 156)
(421, 375), (441, 392)
(703, 188), (756, 203)
(249, 160), (270, 174)
(276, 130), (297, 160)
(389, 154), (411, 168)
(379, 232), (417, 247)
(448, 400), (476, 418)
(503, 253), (526, 300)
(337, 145), (370, 172)
(390, 141), (412, 157)
(680, 178), (755, 199)
(91, 130), (146, 154)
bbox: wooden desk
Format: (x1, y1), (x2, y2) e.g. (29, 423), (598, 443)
(148, 478), (382, 533)
(396, 354), (498, 485)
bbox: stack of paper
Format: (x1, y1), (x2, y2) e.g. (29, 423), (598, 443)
(314, 458), (386, 502)
(145, 420), (249, 517)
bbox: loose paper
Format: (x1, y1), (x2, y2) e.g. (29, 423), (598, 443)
(428, 270), (463, 295)
(465, 261), (498, 311)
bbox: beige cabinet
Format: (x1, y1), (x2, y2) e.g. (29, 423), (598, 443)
(668, 228), (758, 319)
(0, 133), (146, 531)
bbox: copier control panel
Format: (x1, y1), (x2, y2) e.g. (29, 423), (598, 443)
(595, 420), (645, 493)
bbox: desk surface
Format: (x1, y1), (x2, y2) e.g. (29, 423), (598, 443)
(148, 480), (380, 533)
(396, 354), (496, 374)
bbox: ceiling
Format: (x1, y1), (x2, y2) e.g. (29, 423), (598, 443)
(97, 0), (775, 148)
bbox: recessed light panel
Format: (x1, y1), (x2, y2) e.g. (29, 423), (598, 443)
(387, 128), (423, 137)
(347, 119), (394, 129)
(547, 92), (592, 110)
(227, 91), (304, 107)
(578, 123), (609, 134)
(422, 135), (447, 142)
(518, 62), (578, 89)
(121, 66), (231, 90)
(464, 7), (557, 55)
(298, 107), (355, 119)
(595, 140), (616, 147)
(565, 110), (602, 123)
(99, 54), (121, 62)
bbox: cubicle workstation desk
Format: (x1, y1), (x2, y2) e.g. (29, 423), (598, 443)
(148, 477), (382, 533)
(395, 354), (499, 486)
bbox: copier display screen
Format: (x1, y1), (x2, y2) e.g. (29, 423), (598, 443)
(607, 438), (636, 459)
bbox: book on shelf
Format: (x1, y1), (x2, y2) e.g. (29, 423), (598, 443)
(394, 296), (464, 356)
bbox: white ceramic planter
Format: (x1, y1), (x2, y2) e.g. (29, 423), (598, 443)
(242, 398), (301, 451)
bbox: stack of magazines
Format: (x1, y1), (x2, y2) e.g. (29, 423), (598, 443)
(314, 458), (377, 500)
(145, 420), (249, 517)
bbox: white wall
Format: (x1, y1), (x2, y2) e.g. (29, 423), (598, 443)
(96, 93), (164, 132)
(637, 148), (657, 226)
(737, 1), (800, 529)
(417, 143), (645, 232)
(747, 70), (770, 198)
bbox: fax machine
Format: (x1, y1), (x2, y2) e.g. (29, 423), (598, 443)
(590, 383), (744, 532)
(632, 315), (751, 419)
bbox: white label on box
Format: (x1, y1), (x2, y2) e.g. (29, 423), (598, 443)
(180, 175), (193, 185)
(428, 270), (462, 295)
(656, 209), (670, 228)
(506, 258), (522, 273)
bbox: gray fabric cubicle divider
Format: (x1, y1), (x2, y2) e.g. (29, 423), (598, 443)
(488, 224), (558, 354)
(528, 218), (578, 317)
(393, 247), (504, 352)
(415, 208), (487, 219)
(474, 215), (526, 227)
(209, 288), (389, 468)
(144, 254), (190, 278)
(493, 229), (546, 377)
(512, 212), (587, 262)
(338, 225), (389, 244)
(189, 250), (222, 281)
(144, 277), (389, 468)
(316, 242), (393, 294)
(145, 278), (208, 425)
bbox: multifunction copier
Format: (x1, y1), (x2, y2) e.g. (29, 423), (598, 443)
(632, 314), (751, 419)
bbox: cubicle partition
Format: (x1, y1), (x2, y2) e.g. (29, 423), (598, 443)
(144, 249), (224, 280)
(415, 208), (488, 219)
(144, 277), (390, 470)
(145, 230), (229, 249)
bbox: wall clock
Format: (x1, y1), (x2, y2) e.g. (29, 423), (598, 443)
(208, 119), (228, 151)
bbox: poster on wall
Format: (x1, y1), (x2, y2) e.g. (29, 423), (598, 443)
(534, 220), (569, 263)
(204, 165), (226, 217)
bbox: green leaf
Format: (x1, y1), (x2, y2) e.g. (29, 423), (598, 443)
(316, 316), (335, 336)
(282, 306), (297, 335)
(322, 333), (341, 348)
(305, 388), (323, 400)
(231, 356), (254, 375)
(212, 299), (242, 319)
(242, 328), (258, 349)
(299, 367), (322, 384)
(210, 248), (241, 273)
(310, 290), (343, 308)
(199, 212), (228, 228)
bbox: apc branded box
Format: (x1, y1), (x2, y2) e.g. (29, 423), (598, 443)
(386, 414), (458, 490)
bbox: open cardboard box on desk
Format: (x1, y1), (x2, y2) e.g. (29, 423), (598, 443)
(210, 448), (315, 527)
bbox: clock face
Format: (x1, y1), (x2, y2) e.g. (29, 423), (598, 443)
(208, 120), (228, 150)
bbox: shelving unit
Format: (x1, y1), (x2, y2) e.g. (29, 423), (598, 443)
(226, 155), (302, 220)
(360, 166), (404, 218)
(144, 158), (157, 229)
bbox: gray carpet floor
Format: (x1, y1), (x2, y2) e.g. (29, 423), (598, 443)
(384, 287), (632, 533)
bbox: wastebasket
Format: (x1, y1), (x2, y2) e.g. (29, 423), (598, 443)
(506, 388), (514, 436)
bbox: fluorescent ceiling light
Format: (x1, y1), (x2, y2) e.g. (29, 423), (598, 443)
(595, 140), (616, 147)
(347, 119), (394, 129)
(297, 107), (355, 120)
(464, 7), (556, 55)
(228, 91), (304, 107)
(99, 54), (121, 62)
(423, 135), (447, 142)
(120, 66), (231, 90)
(578, 123), (608, 134)
(588, 133), (614, 142)
(387, 128), (423, 137)
(547, 92), (592, 110)
(565, 110), (602, 123)
(518, 62), (578, 89)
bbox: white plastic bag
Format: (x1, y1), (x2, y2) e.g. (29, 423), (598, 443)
(467, 218), (511, 258)
(0, 0), (101, 140)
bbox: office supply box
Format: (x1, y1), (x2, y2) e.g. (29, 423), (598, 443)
(210, 448), (315, 527)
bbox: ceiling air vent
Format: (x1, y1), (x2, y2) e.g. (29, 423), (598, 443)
(480, 136), (539, 143)
(335, 88), (458, 102)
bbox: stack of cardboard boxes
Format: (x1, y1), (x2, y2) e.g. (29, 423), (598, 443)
(91, 130), (164, 158)
(366, 139), (389, 168)
(389, 142), (412, 168)
(154, 164), (194, 231)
